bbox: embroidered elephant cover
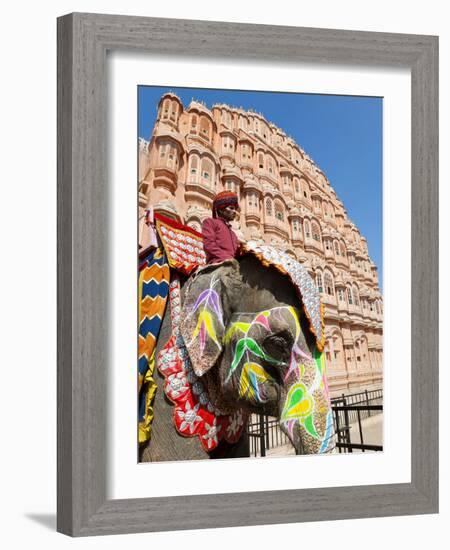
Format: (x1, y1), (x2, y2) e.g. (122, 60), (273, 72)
(155, 213), (206, 275)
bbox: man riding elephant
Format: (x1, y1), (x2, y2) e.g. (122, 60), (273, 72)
(202, 191), (241, 264)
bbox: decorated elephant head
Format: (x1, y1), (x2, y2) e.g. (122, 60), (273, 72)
(180, 246), (335, 455)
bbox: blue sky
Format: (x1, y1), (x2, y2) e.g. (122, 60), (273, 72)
(138, 86), (383, 288)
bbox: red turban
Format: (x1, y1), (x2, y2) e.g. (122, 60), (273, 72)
(212, 191), (239, 217)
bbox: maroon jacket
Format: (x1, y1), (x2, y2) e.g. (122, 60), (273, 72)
(202, 217), (239, 264)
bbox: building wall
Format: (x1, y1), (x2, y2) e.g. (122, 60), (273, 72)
(138, 92), (383, 396)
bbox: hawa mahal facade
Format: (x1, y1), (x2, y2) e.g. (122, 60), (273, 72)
(138, 92), (383, 396)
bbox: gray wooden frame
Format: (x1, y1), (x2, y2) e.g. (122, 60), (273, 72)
(57, 12), (438, 537)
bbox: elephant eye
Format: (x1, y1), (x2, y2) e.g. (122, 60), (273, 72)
(262, 330), (293, 362)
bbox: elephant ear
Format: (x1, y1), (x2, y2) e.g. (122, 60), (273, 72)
(180, 264), (231, 376)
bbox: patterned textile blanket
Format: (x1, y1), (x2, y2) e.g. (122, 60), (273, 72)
(155, 213), (206, 275)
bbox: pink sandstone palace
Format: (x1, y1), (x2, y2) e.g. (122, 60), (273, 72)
(138, 92), (383, 396)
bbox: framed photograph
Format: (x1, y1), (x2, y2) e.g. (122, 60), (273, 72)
(57, 13), (438, 536)
(137, 85), (383, 465)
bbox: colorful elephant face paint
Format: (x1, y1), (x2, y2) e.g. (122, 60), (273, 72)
(225, 306), (335, 454)
(279, 343), (335, 453)
(225, 307), (300, 403)
(181, 273), (226, 377)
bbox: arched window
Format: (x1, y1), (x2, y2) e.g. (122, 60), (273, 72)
(267, 157), (274, 174)
(170, 100), (178, 121)
(262, 123), (268, 140)
(325, 239), (332, 251)
(301, 179), (309, 199)
(265, 198), (273, 217)
(304, 220), (311, 238)
(159, 142), (167, 160)
(227, 181), (238, 197)
(292, 220), (299, 234)
(274, 201), (284, 221)
(200, 118), (210, 139)
(189, 155), (199, 180)
(316, 272), (323, 293)
(201, 158), (213, 184)
(240, 143), (246, 160)
(223, 135), (235, 152)
(347, 286), (353, 305)
(294, 179), (300, 194)
(162, 99), (170, 119)
(222, 110), (231, 126)
(287, 146), (293, 159)
(258, 153), (264, 170)
(340, 243), (346, 257)
(167, 144), (176, 168)
(324, 272), (334, 296)
(247, 193), (259, 209)
(334, 241), (340, 256)
(353, 285), (360, 306)
(191, 115), (198, 133)
(311, 222), (321, 242)
(355, 341), (361, 363)
(338, 288), (345, 302)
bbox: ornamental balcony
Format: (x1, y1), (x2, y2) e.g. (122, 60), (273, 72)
(187, 131), (214, 153)
(299, 195), (312, 210)
(348, 303), (363, 321)
(245, 209), (262, 228)
(324, 245), (335, 261)
(282, 186), (294, 200)
(153, 166), (178, 195)
(258, 169), (279, 187)
(337, 297), (349, 315)
(335, 254), (348, 269)
(263, 219), (290, 241)
(304, 236), (324, 255)
(321, 292), (338, 308)
(219, 148), (236, 163)
(290, 234), (303, 247)
(239, 158), (254, 171)
(326, 216), (338, 229)
(184, 180), (216, 205)
(348, 262), (358, 276)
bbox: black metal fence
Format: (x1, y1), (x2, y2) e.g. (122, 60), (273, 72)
(246, 388), (383, 457)
(331, 388), (383, 453)
(247, 414), (291, 457)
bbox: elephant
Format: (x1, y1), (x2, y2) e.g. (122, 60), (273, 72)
(139, 250), (336, 462)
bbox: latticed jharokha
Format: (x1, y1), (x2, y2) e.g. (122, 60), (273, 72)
(138, 92), (382, 396)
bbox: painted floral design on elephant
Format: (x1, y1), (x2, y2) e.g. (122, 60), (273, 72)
(185, 273), (224, 356)
(225, 307), (300, 403)
(226, 306), (335, 453)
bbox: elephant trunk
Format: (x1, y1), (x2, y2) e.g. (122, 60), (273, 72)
(278, 378), (336, 455)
